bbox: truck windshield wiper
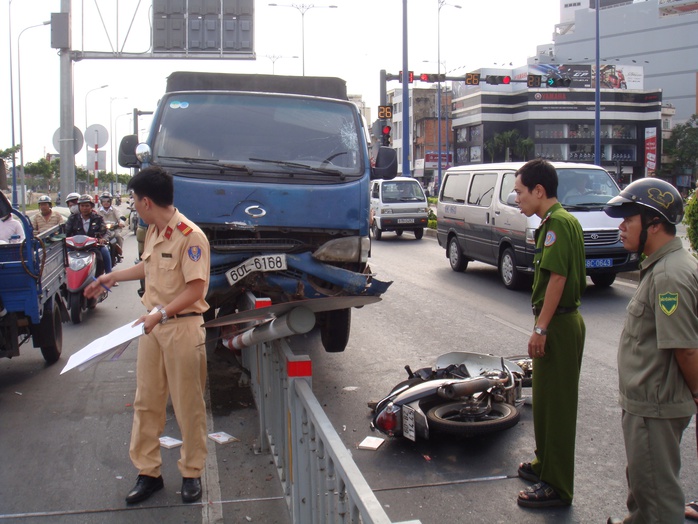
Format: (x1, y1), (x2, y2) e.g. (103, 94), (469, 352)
(248, 157), (345, 179)
(158, 156), (254, 175)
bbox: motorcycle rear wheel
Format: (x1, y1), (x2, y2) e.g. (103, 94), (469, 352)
(426, 402), (519, 436)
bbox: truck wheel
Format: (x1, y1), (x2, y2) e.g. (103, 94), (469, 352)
(414, 228), (424, 240)
(320, 308), (351, 353)
(499, 247), (523, 290)
(591, 273), (616, 288)
(40, 298), (63, 364)
(395, 230), (403, 237)
(70, 293), (83, 324)
(371, 222), (382, 241)
(448, 237), (468, 272)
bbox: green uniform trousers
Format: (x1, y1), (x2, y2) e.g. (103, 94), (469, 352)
(130, 316), (208, 478)
(621, 410), (691, 523)
(530, 310), (585, 503)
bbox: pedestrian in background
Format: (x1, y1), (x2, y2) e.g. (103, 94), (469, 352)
(85, 166), (210, 505)
(603, 178), (698, 524)
(512, 158), (586, 508)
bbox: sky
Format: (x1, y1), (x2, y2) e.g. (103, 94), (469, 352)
(1, 0), (560, 174)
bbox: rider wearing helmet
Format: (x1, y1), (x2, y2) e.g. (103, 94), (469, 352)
(31, 194), (64, 234)
(65, 194), (112, 275)
(603, 177), (698, 523)
(98, 190), (125, 263)
(66, 192), (81, 215)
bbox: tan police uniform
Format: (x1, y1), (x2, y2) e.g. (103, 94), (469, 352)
(617, 236), (698, 523)
(130, 209), (210, 479)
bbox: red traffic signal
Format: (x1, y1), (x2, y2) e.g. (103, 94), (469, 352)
(382, 125), (392, 135)
(486, 75), (511, 85)
(419, 73), (446, 82)
(381, 125), (392, 146)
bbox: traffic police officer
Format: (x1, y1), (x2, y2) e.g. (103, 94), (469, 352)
(513, 158), (586, 508)
(604, 178), (698, 524)
(86, 166), (210, 505)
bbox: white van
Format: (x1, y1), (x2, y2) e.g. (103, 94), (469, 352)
(436, 162), (639, 289)
(370, 177), (429, 240)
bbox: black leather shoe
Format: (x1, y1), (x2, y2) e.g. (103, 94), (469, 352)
(181, 477), (202, 503)
(125, 474), (164, 504)
(607, 518), (624, 524)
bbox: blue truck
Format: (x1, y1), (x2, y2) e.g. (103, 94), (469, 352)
(0, 192), (67, 364)
(119, 72), (397, 352)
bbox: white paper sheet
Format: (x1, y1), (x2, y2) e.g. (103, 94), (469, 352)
(61, 320), (144, 374)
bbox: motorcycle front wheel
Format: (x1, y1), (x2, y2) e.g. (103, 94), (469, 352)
(426, 402), (520, 436)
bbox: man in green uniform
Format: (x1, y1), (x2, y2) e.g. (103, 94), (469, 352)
(513, 159), (586, 508)
(603, 178), (698, 524)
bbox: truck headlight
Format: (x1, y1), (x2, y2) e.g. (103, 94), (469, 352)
(380, 208), (393, 214)
(525, 227), (536, 245)
(313, 236), (370, 263)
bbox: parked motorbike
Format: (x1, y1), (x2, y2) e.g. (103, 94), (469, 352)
(64, 234), (108, 324)
(370, 352), (532, 441)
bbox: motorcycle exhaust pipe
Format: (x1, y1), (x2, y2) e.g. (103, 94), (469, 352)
(438, 376), (496, 399)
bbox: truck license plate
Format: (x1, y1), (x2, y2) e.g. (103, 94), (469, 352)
(397, 218), (415, 224)
(402, 405), (416, 441)
(586, 258), (612, 268)
(225, 254), (287, 286)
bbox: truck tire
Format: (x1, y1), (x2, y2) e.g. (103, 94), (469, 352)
(70, 292), (83, 324)
(40, 298), (63, 364)
(320, 308), (351, 353)
(591, 273), (616, 288)
(414, 228), (424, 240)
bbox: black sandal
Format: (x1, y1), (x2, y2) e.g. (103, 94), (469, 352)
(517, 481), (569, 508)
(518, 462), (540, 483)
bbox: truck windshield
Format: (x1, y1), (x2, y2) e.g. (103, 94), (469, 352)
(558, 168), (620, 208)
(152, 93), (364, 178)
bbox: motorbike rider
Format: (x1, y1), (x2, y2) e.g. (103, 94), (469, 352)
(31, 195), (64, 235)
(64, 194), (112, 276)
(66, 192), (81, 215)
(98, 191), (125, 261)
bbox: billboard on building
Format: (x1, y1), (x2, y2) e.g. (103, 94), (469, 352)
(645, 127), (657, 177)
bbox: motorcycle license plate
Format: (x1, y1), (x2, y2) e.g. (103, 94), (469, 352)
(402, 405), (416, 441)
(225, 254), (287, 286)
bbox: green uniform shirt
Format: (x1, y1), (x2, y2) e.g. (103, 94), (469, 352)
(618, 237), (698, 418)
(531, 202), (586, 309)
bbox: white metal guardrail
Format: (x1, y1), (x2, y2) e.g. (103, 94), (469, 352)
(241, 333), (420, 524)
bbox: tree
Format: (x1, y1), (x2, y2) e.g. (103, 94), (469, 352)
(0, 146), (21, 191)
(484, 139), (499, 163)
(498, 129), (520, 162)
(515, 137), (534, 161)
(24, 158), (58, 191)
(664, 114), (698, 175)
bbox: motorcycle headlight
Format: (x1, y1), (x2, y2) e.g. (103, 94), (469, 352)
(313, 236), (370, 263)
(68, 255), (89, 271)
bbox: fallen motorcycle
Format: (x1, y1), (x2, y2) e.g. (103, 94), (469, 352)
(370, 352), (532, 441)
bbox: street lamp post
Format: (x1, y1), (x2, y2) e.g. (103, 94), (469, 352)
(17, 20), (51, 212)
(109, 96), (127, 177)
(436, 1), (461, 191)
(268, 3), (338, 76)
(85, 84), (108, 133)
(8, 0), (18, 209)
(264, 54), (299, 74)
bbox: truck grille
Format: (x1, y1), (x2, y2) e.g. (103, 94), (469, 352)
(584, 230), (619, 246)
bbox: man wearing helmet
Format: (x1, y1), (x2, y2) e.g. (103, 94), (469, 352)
(65, 192), (81, 215)
(65, 194), (113, 275)
(98, 191), (125, 256)
(31, 195), (64, 234)
(604, 178), (698, 524)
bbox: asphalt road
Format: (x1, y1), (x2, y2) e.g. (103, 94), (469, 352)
(1, 223), (696, 523)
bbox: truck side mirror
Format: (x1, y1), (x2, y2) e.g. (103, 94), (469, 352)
(371, 147), (398, 180)
(118, 135), (140, 168)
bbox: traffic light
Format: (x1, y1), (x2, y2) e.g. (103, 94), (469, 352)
(527, 74), (542, 88)
(381, 125), (392, 146)
(485, 75), (511, 85)
(546, 76), (572, 88)
(398, 71), (414, 83)
(419, 73), (446, 82)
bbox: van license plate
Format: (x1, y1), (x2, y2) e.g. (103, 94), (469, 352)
(586, 258), (613, 268)
(225, 254), (287, 286)
(397, 218), (415, 224)
(402, 405), (416, 441)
